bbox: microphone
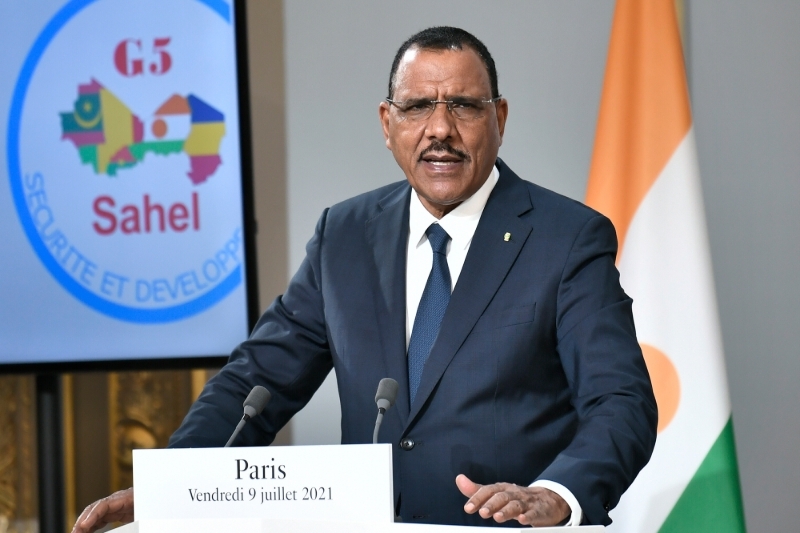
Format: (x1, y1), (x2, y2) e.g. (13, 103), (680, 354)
(224, 386), (271, 447)
(372, 378), (399, 444)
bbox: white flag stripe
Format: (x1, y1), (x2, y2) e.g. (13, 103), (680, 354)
(607, 128), (731, 532)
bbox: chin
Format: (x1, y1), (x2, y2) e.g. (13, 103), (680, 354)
(426, 194), (467, 209)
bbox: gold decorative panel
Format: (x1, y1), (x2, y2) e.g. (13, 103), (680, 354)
(0, 375), (37, 533)
(107, 370), (199, 492)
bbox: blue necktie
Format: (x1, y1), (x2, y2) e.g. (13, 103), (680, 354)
(408, 224), (452, 405)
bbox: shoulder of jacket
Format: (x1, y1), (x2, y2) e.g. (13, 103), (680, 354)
(326, 180), (409, 221)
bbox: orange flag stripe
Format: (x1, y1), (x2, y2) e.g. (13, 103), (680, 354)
(586, 0), (692, 259)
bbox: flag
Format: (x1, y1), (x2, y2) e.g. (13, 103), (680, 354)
(585, 1), (746, 531)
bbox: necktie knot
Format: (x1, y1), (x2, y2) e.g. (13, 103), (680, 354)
(426, 224), (450, 255)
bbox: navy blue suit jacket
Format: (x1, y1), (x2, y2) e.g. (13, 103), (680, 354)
(169, 159), (657, 526)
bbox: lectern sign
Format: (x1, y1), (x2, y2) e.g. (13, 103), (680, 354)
(132, 444), (394, 523)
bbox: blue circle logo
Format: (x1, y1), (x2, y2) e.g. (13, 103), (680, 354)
(7, 0), (245, 323)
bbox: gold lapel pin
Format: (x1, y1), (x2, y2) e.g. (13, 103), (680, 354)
(504, 232), (511, 242)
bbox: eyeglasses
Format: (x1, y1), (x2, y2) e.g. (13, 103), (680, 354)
(385, 96), (502, 121)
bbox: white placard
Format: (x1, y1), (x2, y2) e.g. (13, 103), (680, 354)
(133, 444), (394, 523)
(114, 518), (605, 533)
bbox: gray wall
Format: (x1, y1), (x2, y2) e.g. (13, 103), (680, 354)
(688, 2), (800, 530)
(266, 1), (800, 530)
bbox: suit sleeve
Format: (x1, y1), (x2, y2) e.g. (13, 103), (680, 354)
(168, 210), (333, 448)
(535, 213), (658, 525)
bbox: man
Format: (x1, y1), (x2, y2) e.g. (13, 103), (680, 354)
(73, 27), (656, 531)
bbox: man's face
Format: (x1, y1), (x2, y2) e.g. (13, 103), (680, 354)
(379, 47), (508, 218)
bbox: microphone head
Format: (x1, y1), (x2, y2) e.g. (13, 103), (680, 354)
(243, 386), (271, 418)
(375, 378), (399, 411)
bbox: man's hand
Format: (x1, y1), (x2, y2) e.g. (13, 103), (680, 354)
(456, 474), (570, 527)
(71, 487), (134, 533)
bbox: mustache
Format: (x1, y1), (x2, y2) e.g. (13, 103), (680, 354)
(418, 141), (471, 162)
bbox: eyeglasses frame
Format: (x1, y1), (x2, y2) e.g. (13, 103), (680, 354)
(384, 95), (503, 121)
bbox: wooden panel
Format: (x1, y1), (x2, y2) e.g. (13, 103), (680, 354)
(71, 372), (110, 515)
(108, 371), (193, 492)
(0, 375), (37, 533)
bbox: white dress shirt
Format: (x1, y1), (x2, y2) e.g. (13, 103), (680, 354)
(405, 164), (583, 527)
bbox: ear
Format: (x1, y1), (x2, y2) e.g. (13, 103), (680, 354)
(379, 101), (392, 150)
(495, 98), (509, 146)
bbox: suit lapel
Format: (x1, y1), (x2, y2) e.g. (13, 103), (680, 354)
(365, 184), (412, 425)
(406, 163), (534, 428)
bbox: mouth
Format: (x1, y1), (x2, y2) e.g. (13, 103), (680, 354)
(418, 141), (470, 166)
(422, 154), (462, 167)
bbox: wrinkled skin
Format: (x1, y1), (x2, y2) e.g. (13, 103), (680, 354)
(457, 475), (570, 526)
(71, 488), (133, 533)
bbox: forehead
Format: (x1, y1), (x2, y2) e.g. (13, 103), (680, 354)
(393, 47), (491, 98)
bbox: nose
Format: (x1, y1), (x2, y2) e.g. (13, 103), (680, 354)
(424, 102), (457, 141)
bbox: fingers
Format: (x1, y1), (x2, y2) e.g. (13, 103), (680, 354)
(454, 474), (480, 498)
(73, 499), (110, 533)
(72, 488), (134, 533)
(492, 498), (526, 523)
(473, 486), (520, 522)
(72, 503), (94, 533)
(459, 477), (516, 517)
(456, 480), (570, 527)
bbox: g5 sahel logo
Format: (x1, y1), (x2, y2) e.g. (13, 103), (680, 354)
(8, 0), (246, 323)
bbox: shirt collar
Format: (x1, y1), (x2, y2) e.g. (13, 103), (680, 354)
(409, 164), (499, 251)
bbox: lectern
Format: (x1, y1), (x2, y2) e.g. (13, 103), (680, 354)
(111, 444), (604, 532)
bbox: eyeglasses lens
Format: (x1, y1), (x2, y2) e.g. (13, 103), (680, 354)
(394, 98), (491, 121)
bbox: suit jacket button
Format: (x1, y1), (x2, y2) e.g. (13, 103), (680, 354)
(400, 438), (415, 450)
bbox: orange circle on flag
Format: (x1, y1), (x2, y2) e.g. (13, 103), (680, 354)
(151, 118), (167, 138)
(640, 343), (680, 433)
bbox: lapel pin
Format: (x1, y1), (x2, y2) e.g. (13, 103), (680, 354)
(504, 232), (511, 242)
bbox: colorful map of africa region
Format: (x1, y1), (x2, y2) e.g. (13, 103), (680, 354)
(60, 79), (225, 185)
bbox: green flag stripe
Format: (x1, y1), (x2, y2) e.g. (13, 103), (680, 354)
(659, 417), (746, 532)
